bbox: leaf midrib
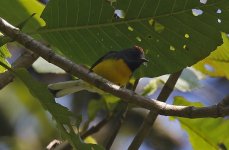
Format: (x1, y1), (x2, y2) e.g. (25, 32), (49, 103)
(38, 1), (223, 33)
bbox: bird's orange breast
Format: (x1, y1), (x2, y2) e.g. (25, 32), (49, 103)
(92, 59), (132, 86)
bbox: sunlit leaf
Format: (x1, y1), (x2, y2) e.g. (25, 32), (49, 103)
(173, 96), (229, 150)
(194, 33), (229, 79)
(0, 0), (45, 32)
(0, 44), (11, 73)
(85, 136), (98, 144)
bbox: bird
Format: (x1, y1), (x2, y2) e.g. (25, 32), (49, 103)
(48, 46), (148, 97)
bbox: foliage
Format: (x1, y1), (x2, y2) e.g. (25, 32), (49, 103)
(195, 33), (229, 79)
(0, 0), (45, 73)
(173, 96), (229, 150)
(12, 67), (103, 150)
(0, 43), (11, 73)
(0, 0), (45, 32)
(39, 0), (229, 77)
(0, 0), (229, 149)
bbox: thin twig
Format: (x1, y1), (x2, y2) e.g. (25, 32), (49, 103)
(0, 18), (229, 119)
(128, 71), (182, 150)
(105, 101), (129, 149)
(105, 83), (135, 149)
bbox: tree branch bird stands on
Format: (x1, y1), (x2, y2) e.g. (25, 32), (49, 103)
(48, 46), (148, 97)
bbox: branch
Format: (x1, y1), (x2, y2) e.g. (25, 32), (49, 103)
(0, 50), (38, 89)
(0, 17), (229, 119)
(105, 101), (128, 149)
(128, 71), (182, 150)
(105, 84), (135, 149)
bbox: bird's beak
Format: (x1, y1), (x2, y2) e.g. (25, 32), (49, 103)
(140, 58), (149, 62)
(140, 58), (149, 66)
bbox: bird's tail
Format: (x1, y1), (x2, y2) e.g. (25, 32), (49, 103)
(48, 79), (104, 98)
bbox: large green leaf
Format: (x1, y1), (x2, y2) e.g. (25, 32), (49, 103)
(39, 0), (229, 77)
(173, 96), (229, 150)
(194, 33), (229, 79)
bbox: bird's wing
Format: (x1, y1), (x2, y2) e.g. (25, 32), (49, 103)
(90, 51), (117, 70)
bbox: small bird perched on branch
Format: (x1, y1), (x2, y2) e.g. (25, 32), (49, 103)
(48, 46), (148, 97)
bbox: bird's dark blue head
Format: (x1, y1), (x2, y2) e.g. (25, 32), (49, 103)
(119, 46), (148, 71)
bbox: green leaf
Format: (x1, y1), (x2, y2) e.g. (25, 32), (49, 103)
(4, 67), (104, 150)
(173, 96), (229, 150)
(0, 44), (11, 73)
(0, 0), (45, 32)
(194, 33), (229, 79)
(102, 94), (120, 111)
(17, 13), (36, 30)
(39, 0), (229, 77)
(0, 44), (11, 58)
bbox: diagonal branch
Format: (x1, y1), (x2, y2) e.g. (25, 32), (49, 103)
(128, 70), (182, 150)
(0, 17), (229, 119)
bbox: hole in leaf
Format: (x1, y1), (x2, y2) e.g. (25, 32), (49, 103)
(218, 19), (222, 23)
(169, 45), (175, 51)
(128, 26), (134, 31)
(216, 9), (222, 14)
(136, 36), (142, 42)
(185, 34), (190, 38)
(183, 44), (189, 50)
(114, 9), (125, 19)
(148, 19), (154, 26)
(200, 0), (207, 4)
(154, 22), (165, 33)
(204, 64), (214, 72)
(192, 9), (203, 16)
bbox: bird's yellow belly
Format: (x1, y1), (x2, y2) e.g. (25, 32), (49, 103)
(92, 59), (132, 86)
